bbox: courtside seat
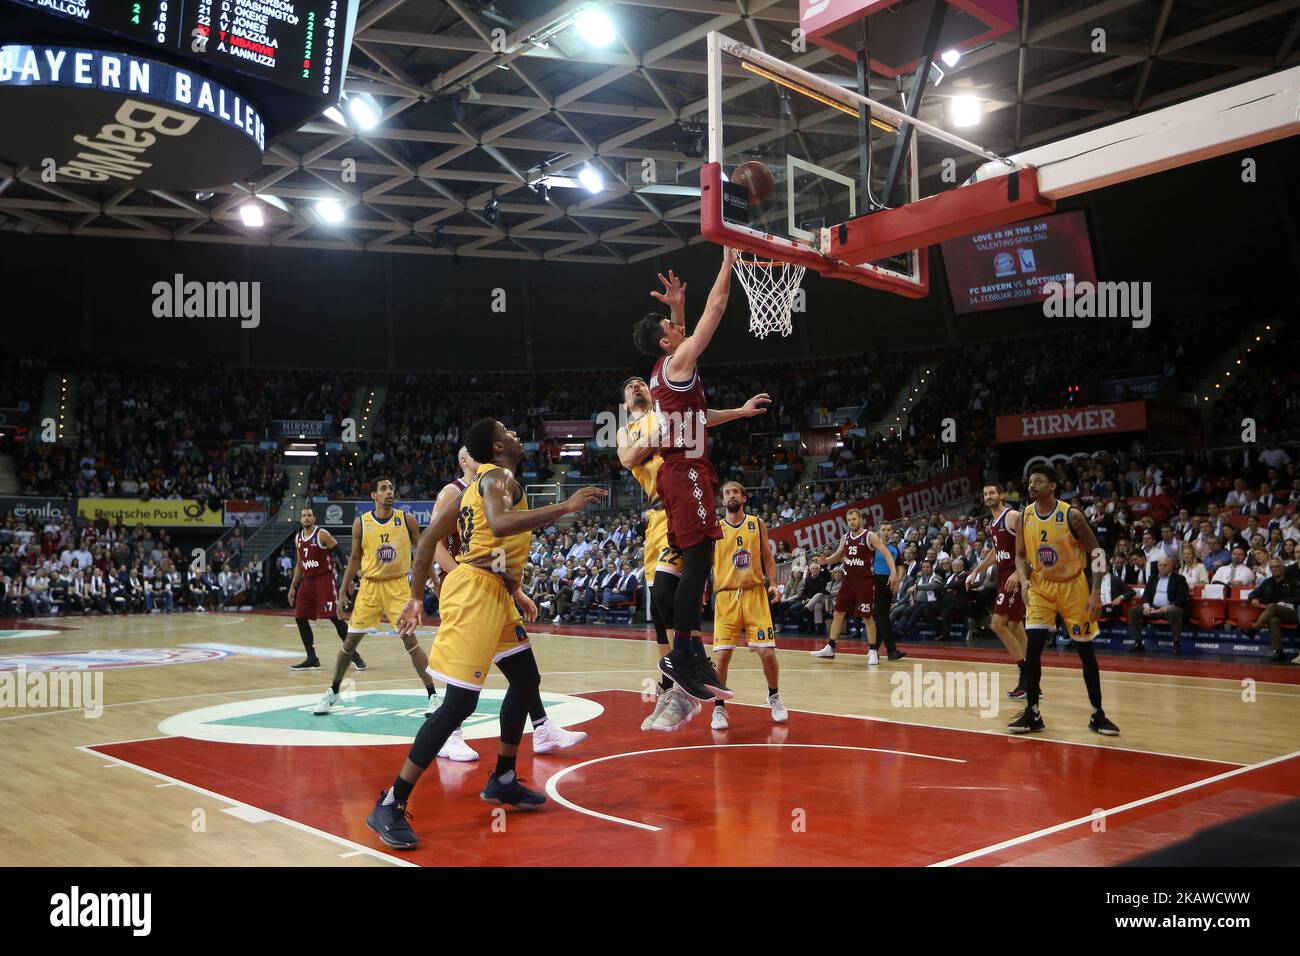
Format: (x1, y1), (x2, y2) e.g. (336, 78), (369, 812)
(1189, 583), (1227, 630)
(1228, 587), (1264, 632)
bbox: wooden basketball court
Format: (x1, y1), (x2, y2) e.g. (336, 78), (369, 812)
(3, 613), (1297, 867)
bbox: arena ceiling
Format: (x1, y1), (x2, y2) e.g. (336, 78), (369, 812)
(1, 0), (1298, 264)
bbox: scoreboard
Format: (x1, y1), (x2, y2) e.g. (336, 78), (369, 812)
(5, 0), (355, 99)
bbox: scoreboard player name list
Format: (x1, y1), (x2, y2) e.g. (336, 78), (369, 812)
(25, 0), (342, 92)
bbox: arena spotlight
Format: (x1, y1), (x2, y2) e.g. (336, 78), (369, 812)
(951, 95), (982, 128)
(345, 93), (381, 131)
(940, 49), (962, 68)
(239, 203), (264, 227)
(322, 105), (348, 128)
(315, 198), (346, 224)
(484, 196), (500, 224)
(578, 163), (604, 194)
(194, 191), (215, 202)
(575, 7), (615, 47)
(532, 180), (550, 203)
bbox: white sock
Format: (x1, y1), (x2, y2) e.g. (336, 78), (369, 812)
(381, 787), (396, 806)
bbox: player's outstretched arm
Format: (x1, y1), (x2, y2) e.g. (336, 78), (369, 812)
(667, 247), (736, 381)
(822, 535), (848, 567)
(649, 270), (687, 327)
(707, 392), (771, 427)
(481, 471), (607, 538)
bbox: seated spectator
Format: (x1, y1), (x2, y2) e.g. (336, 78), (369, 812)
(1240, 559), (1300, 662)
(1211, 546), (1257, 590)
(1099, 555), (1134, 623)
(1128, 555), (1189, 653)
(28, 570), (53, 616)
(146, 571), (174, 613)
(893, 559), (943, 637)
(1178, 543), (1209, 587)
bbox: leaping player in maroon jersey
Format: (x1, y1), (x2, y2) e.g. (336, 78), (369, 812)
(631, 247), (738, 707)
(288, 507), (365, 673)
(430, 447), (588, 756)
(810, 508), (898, 663)
(965, 483), (1030, 697)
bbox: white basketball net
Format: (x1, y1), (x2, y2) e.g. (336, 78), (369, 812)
(731, 251), (806, 339)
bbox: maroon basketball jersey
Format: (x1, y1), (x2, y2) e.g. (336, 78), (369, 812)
(841, 530), (873, 582)
(649, 354), (709, 459)
(296, 527), (333, 578)
(990, 508), (1019, 579)
(444, 477), (470, 557)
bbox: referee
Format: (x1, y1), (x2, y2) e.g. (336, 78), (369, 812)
(872, 521), (906, 660)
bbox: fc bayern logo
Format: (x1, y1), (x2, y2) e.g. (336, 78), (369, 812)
(1037, 545), (1058, 567)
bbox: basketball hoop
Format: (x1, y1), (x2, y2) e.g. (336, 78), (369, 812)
(731, 250), (806, 339)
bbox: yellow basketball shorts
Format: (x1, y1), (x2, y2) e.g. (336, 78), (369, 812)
(348, 576), (412, 632)
(427, 564), (530, 690)
(644, 507), (684, 581)
(1025, 574), (1096, 640)
(712, 586), (776, 649)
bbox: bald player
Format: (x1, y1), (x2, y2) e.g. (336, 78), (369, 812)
(965, 484), (1030, 697)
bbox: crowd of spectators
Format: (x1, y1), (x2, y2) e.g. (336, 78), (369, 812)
(0, 511), (278, 617)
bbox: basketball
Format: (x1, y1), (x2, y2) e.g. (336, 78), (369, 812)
(732, 161), (775, 204)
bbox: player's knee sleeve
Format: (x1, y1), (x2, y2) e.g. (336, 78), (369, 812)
(295, 618), (313, 641)
(496, 650), (541, 746)
(649, 597), (669, 644)
(652, 571), (678, 632)
(408, 685), (478, 769)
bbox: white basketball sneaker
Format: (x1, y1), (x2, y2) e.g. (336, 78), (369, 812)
(650, 688), (700, 733)
(768, 693), (789, 723)
(810, 643), (835, 659)
(641, 685), (670, 731)
(313, 689), (340, 715)
(438, 727), (479, 762)
(532, 719), (588, 753)
(867, 648), (880, 665)
(710, 705), (730, 730)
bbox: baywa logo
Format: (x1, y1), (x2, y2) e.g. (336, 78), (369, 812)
(159, 689), (603, 746)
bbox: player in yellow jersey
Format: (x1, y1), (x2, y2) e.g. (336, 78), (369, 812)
(313, 478), (450, 727)
(365, 419), (605, 848)
(1011, 466), (1119, 736)
(618, 270), (770, 731)
(708, 482), (787, 729)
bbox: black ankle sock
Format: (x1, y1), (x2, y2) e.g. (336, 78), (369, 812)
(828, 638), (837, 648)
(659, 675), (674, 691)
(714, 700), (725, 709)
(494, 753), (517, 778)
(672, 631), (692, 656)
(331, 679), (341, 694)
(392, 776), (414, 806)
(690, 637), (707, 657)
(426, 685), (437, 698)
(768, 687), (778, 697)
